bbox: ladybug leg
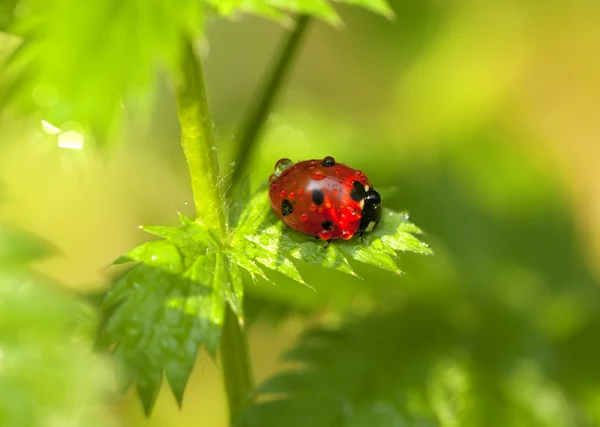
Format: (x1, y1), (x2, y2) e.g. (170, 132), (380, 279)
(323, 239), (332, 249)
(357, 229), (365, 242)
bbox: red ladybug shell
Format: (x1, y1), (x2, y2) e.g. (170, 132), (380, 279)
(268, 156), (374, 241)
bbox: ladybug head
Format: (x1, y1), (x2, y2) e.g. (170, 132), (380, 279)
(359, 188), (382, 234)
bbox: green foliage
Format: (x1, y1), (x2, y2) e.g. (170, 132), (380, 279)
(237, 296), (590, 427)
(204, 0), (394, 26)
(234, 187), (431, 281)
(98, 186), (430, 414)
(0, 0), (204, 142)
(0, 0), (392, 145)
(0, 224), (57, 267)
(97, 214), (242, 414)
(0, 197), (116, 427)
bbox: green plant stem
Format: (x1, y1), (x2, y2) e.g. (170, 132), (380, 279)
(221, 304), (254, 423)
(175, 39), (227, 239)
(231, 15), (312, 185)
(175, 39), (254, 425)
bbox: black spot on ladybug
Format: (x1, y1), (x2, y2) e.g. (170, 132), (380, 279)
(312, 189), (325, 205)
(281, 199), (293, 216)
(350, 180), (367, 202)
(321, 220), (333, 230)
(321, 156), (335, 167)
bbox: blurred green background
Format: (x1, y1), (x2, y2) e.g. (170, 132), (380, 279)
(1, 0), (600, 425)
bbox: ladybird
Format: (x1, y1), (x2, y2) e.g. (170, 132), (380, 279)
(268, 156), (382, 247)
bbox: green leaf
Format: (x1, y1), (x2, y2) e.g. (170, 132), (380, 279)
(233, 188), (431, 283)
(0, 0), (18, 31)
(98, 216), (236, 414)
(238, 297), (581, 427)
(204, 0), (394, 26)
(204, 0), (289, 24)
(1, 0), (204, 145)
(267, 0), (341, 27)
(0, 270), (116, 427)
(334, 0), (395, 19)
(0, 223), (57, 267)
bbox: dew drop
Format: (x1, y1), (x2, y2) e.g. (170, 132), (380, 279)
(274, 158), (295, 176)
(151, 255), (157, 261)
(312, 170), (326, 180)
(279, 190), (287, 197)
(324, 201), (331, 209)
(269, 174), (277, 183)
(229, 161), (236, 167)
(309, 203), (318, 212)
(341, 230), (353, 240)
(297, 189), (305, 196)
(319, 230), (332, 240)
(318, 207), (324, 214)
(289, 192), (296, 200)
(300, 213), (309, 222)
(403, 213), (410, 220)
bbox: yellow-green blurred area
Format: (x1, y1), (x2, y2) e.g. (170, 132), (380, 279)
(2, 0), (600, 426)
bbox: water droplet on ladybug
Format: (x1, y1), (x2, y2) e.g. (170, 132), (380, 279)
(269, 174), (277, 183)
(279, 190), (287, 197)
(289, 192), (296, 200)
(300, 213), (309, 222)
(318, 207), (324, 214)
(274, 158), (295, 176)
(297, 189), (304, 196)
(309, 203), (318, 212)
(312, 170), (326, 180)
(341, 230), (353, 240)
(319, 230), (332, 240)
(350, 208), (361, 218)
(324, 201), (332, 209)
(322, 156), (335, 167)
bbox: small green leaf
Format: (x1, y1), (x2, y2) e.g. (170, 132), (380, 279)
(334, 0), (394, 19)
(99, 218), (236, 414)
(227, 250), (270, 283)
(114, 240), (183, 273)
(233, 188), (431, 284)
(268, 0), (341, 27)
(246, 240), (307, 285)
(204, 0), (289, 24)
(203, 0), (394, 26)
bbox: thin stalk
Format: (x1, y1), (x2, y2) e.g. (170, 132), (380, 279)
(231, 15), (311, 185)
(175, 39), (254, 425)
(175, 39), (227, 239)
(220, 305), (254, 422)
